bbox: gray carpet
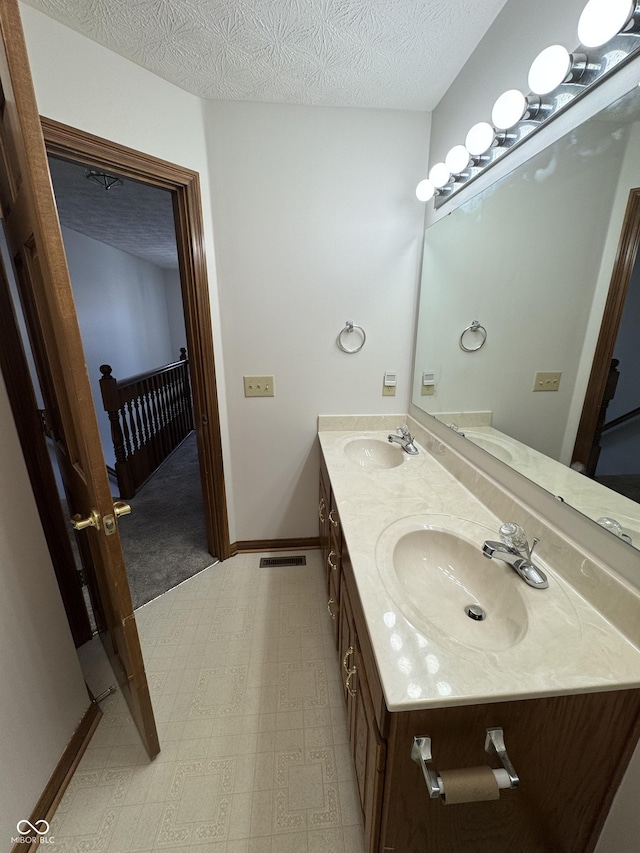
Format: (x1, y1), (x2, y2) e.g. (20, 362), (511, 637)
(117, 432), (217, 609)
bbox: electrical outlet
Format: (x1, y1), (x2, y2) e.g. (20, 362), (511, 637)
(382, 383), (396, 397)
(533, 371), (561, 392)
(243, 375), (275, 397)
(421, 384), (435, 396)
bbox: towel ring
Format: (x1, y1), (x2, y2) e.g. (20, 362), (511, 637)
(459, 320), (487, 353)
(337, 320), (366, 354)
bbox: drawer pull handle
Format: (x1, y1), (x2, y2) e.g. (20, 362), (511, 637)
(345, 667), (357, 697)
(328, 550), (338, 572)
(411, 727), (519, 802)
(329, 509), (339, 527)
(327, 598), (336, 620)
(343, 646), (354, 672)
(318, 499), (326, 523)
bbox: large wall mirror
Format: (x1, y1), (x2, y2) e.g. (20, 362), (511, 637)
(412, 79), (640, 550)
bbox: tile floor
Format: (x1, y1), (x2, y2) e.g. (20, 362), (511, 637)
(50, 551), (366, 853)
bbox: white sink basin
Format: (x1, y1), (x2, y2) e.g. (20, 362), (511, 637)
(344, 438), (405, 470)
(376, 515), (529, 651)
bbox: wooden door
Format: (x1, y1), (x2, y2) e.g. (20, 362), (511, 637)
(0, 0), (159, 757)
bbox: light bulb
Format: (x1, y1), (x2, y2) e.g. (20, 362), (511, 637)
(465, 122), (495, 155)
(491, 89), (527, 130)
(445, 145), (471, 174)
(428, 162), (451, 188)
(578, 0), (635, 48)
(415, 179), (435, 202)
(528, 45), (573, 94)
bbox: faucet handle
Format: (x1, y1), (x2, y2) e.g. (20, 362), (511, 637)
(397, 424), (410, 437)
(499, 522), (529, 553)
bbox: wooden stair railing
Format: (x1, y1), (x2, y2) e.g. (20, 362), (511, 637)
(602, 404), (640, 432)
(100, 349), (194, 499)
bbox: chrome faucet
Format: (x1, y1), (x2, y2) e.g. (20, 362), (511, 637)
(388, 425), (419, 455)
(482, 522), (548, 589)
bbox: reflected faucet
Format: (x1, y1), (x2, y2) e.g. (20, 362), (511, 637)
(388, 425), (419, 455)
(482, 522), (548, 589)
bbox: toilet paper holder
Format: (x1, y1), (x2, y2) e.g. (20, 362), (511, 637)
(411, 727), (519, 799)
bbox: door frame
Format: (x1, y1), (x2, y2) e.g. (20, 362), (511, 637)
(42, 117), (231, 562)
(572, 187), (640, 469)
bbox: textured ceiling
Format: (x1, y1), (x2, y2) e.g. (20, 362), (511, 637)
(48, 156), (179, 269)
(24, 0), (509, 111)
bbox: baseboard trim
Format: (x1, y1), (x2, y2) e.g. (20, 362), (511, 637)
(11, 701), (101, 853)
(231, 537), (320, 555)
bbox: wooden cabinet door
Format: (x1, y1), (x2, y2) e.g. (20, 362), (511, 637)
(0, 0), (158, 758)
(352, 651), (386, 853)
(341, 576), (386, 852)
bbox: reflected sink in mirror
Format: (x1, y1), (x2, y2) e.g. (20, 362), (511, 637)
(465, 431), (515, 465)
(344, 438), (405, 470)
(376, 515), (529, 651)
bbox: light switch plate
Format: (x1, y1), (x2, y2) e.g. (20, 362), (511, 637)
(243, 375), (275, 397)
(533, 371), (561, 392)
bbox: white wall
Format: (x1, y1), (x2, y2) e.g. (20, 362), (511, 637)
(19, 1), (236, 534)
(0, 370), (88, 841)
(205, 99), (429, 539)
(61, 226), (180, 468)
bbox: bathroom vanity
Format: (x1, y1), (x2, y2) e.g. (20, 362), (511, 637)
(318, 416), (640, 853)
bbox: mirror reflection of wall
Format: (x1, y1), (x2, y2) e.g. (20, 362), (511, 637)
(412, 83), (640, 546)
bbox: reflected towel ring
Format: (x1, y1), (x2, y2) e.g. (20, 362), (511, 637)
(337, 320), (366, 354)
(459, 320), (487, 352)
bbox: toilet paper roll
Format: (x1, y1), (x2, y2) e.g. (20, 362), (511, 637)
(438, 766), (500, 804)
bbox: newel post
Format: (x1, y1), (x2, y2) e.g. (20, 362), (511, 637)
(99, 364), (133, 497)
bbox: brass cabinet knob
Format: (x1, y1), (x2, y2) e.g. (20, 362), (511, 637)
(327, 598), (336, 620)
(329, 509), (339, 527)
(343, 646), (354, 673)
(345, 667), (357, 697)
(328, 550), (338, 572)
(318, 498), (326, 523)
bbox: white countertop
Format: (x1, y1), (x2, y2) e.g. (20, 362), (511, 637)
(319, 425), (640, 712)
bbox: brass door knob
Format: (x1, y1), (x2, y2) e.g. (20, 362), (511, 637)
(113, 501), (131, 518)
(70, 508), (101, 531)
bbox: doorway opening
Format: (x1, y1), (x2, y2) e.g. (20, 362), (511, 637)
(37, 117), (232, 649)
(47, 152), (216, 609)
(573, 187), (640, 508)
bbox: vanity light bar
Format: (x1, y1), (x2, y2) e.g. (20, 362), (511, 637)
(417, 0), (640, 209)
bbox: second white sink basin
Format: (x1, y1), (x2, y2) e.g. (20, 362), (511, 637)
(344, 438), (405, 470)
(465, 432), (514, 464)
(376, 515), (529, 651)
